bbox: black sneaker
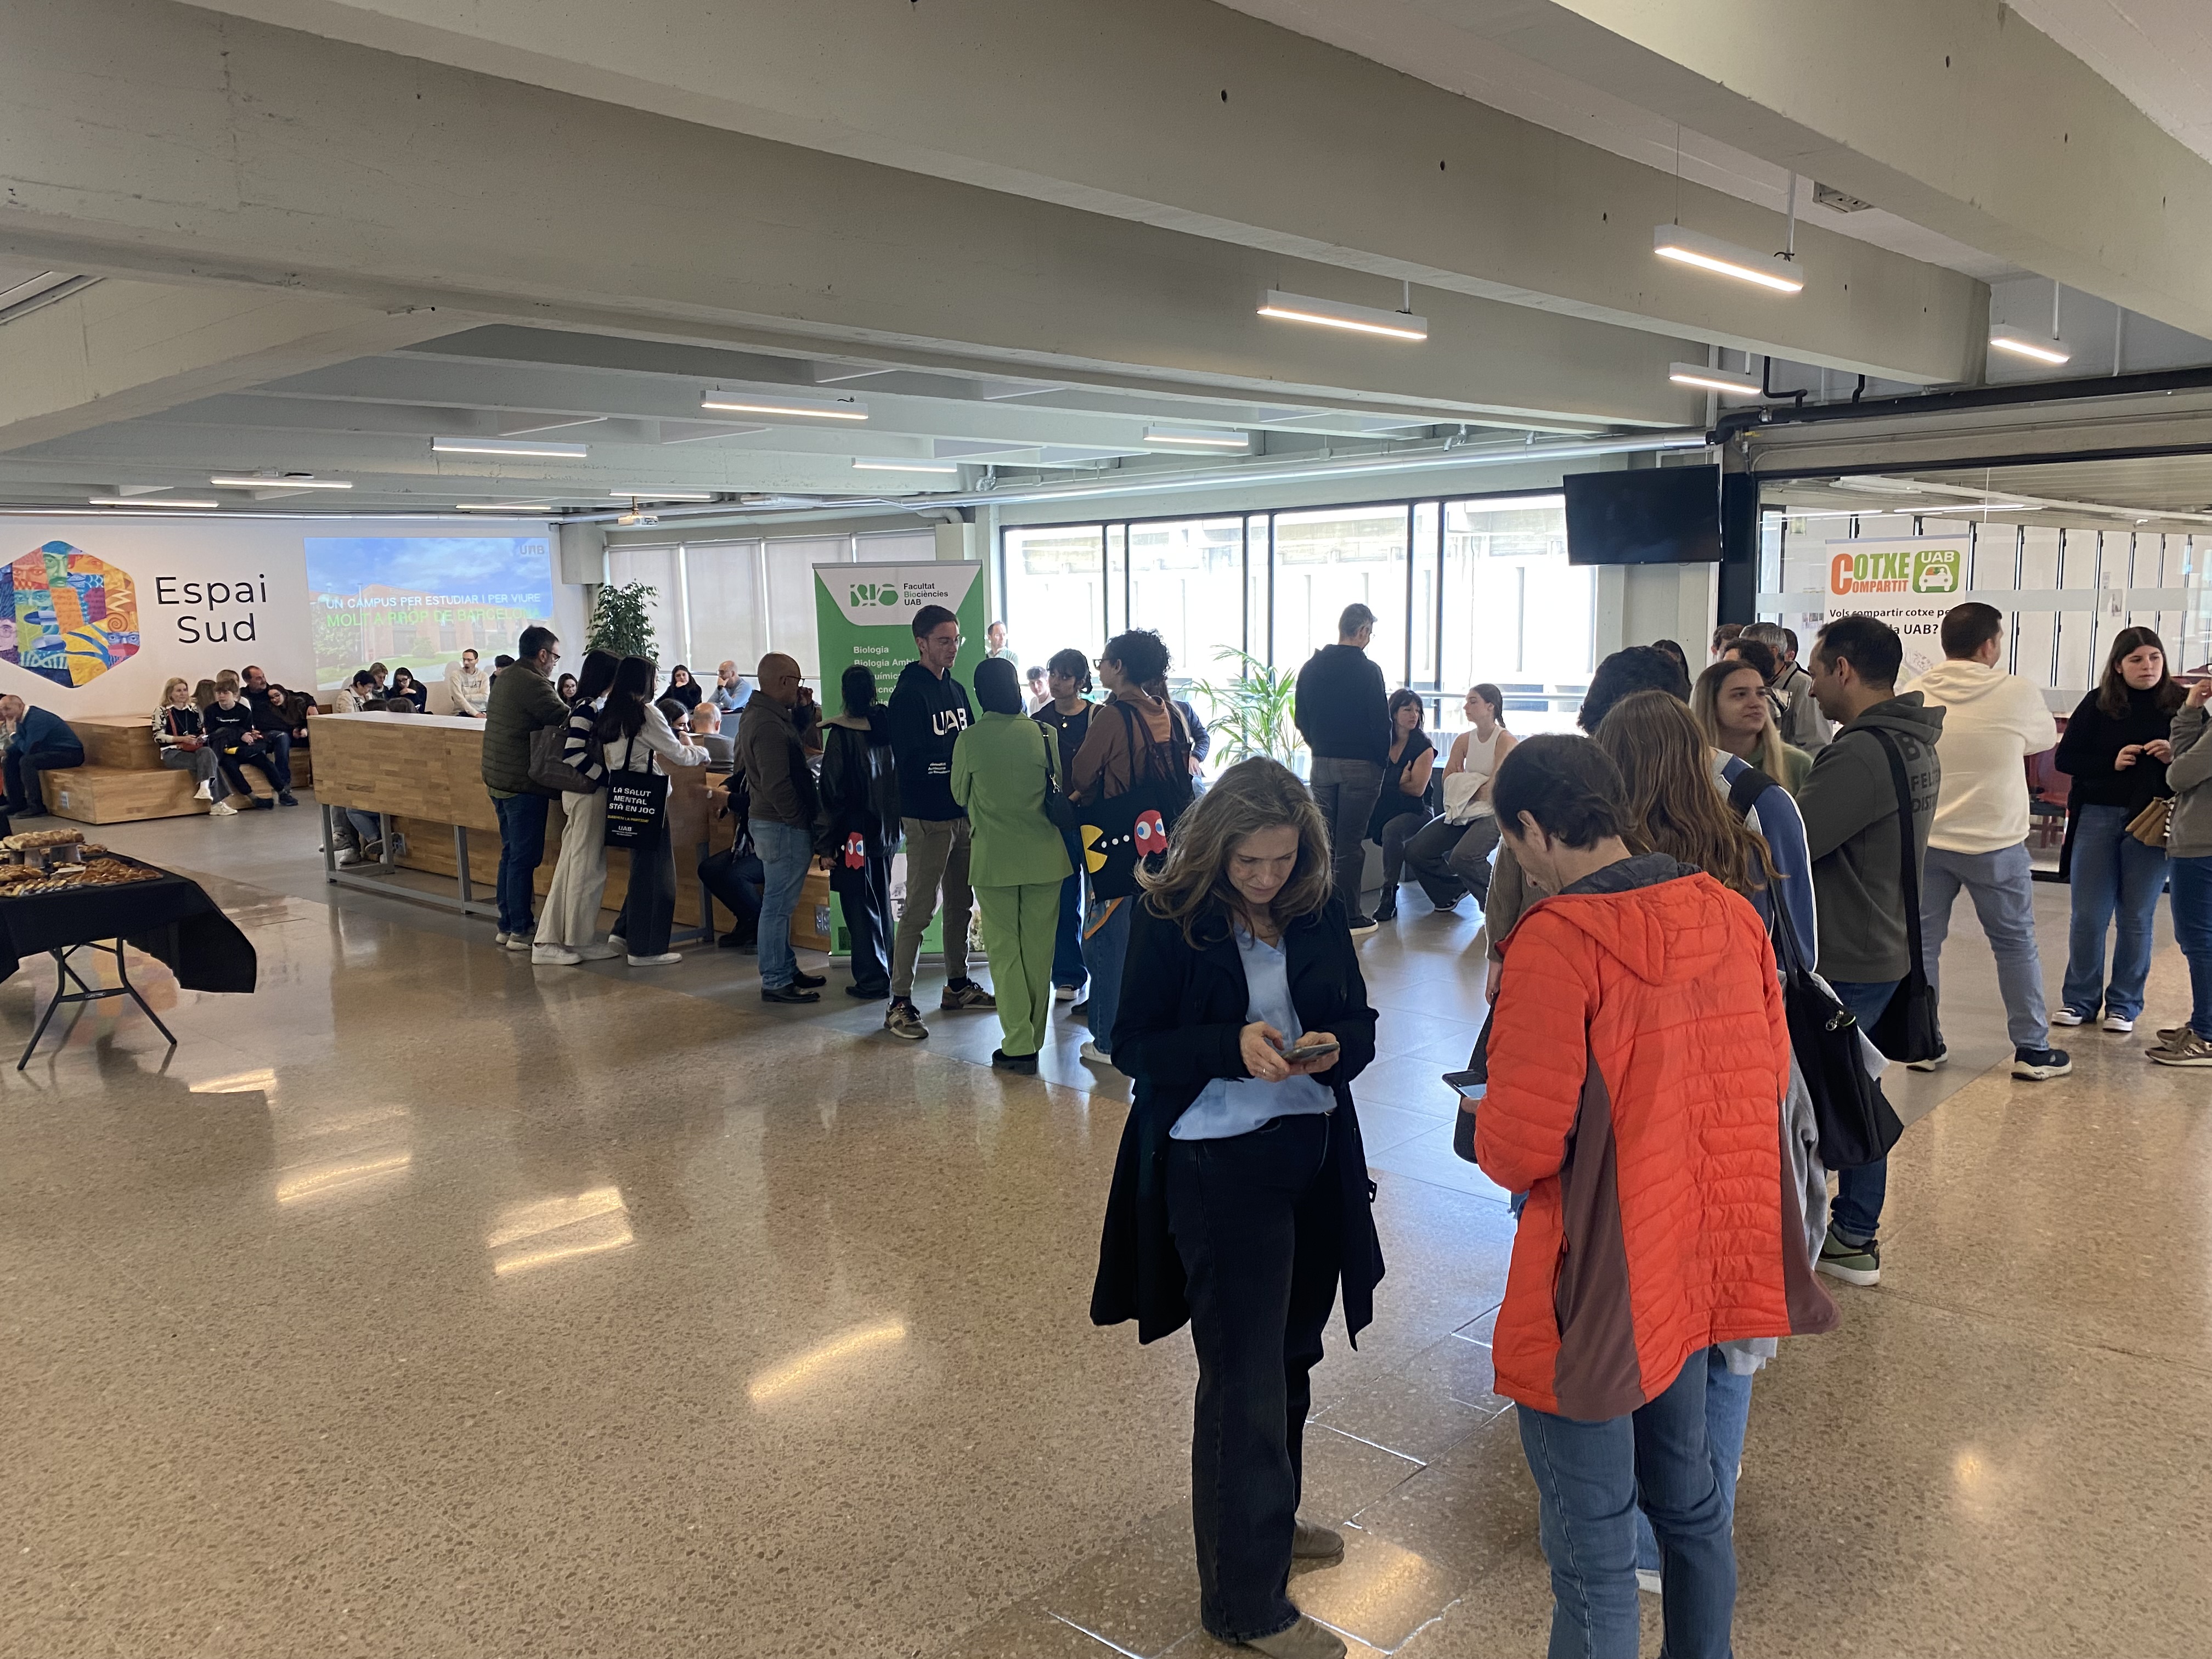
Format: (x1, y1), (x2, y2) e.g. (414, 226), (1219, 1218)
(1906, 1043), (1948, 1073)
(940, 979), (997, 1011)
(791, 968), (826, 990)
(251, 797), (276, 811)
(13, 803), (48, 819)
(990, 1048), (1039, 1075)
(718, 930), (757, 951)
(760, 983), (820, 1005)
(277, 790), (300, 806)
(2012, 1045), (2073, 1080)
(847, 983), (889, 1000)
(1347, 915), (1379, 939)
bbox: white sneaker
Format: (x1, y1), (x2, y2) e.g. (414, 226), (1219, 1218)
(1079, 1040), (1120, 1070)
(504, 933), (534, 952)
(607, 935), (627, 953)
(2103, 1013), (2135, 1034)
(194, 779), (213, 800)
(208, 800), (239, 817)
(2051, 1008), (2087, 1026)
(1636, 1569), (1662, 1596)
(532, 944), (582, 966)
(575, 940), (624, 961)
(493, 932), (509, 945)
(627, 951), (682, 967)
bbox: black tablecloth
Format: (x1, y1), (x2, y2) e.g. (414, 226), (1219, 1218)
(0, 866), (257, 991)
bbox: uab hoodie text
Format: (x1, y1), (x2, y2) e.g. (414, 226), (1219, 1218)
(887, 659), (973, 821)
(1796, 691), (1946, 984)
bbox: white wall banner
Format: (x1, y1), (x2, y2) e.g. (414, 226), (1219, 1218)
(0, 517), (560, 720)
(1822, 535), (1966, 685)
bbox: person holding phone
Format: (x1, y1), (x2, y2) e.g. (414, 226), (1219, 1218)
(1091, 758), (1382, 1659)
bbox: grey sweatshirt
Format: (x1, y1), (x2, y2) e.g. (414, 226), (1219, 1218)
(2166, 701), (2212, 859)
(1796, 691), (1946, 983)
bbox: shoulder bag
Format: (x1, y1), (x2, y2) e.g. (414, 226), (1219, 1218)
(602, 735), (670, 850)
(2126, 795), (2172, 848)
(1083, 700), (1193, 899)
(531, 718), (601, 795)
(1770, 866), (1906, 1170)
(1864, 727), (1943, 1064)
(1039, 725), (1081, 834)
(163, 708), (205, 753)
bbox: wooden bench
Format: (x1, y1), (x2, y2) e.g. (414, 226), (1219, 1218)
(44, 712), (317, 824)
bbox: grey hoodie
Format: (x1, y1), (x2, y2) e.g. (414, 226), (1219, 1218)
(1796, 690), (1946, 983)
(2166, 701), (2212, 859)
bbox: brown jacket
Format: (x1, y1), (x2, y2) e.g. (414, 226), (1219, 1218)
(1068, 690), (1179, 802)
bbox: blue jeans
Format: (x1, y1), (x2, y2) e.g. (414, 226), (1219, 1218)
(2063, 803), (2169, 1020)
(1084, 896), (1133, 1053)
(1922, 842), (2049, 1049)
(1053, 828), (1086, 991)
(1827, 978), (1901, 1243)
(752, 818), (813, 990)
(2169, 854), (2212, 1040)
(1633, 1348), (1754, 1575)
(492, 792), (551, 936)
(1516, 1351), (1736, 1659)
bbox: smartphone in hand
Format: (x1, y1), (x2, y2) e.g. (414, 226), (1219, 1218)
(1279, 1037), (1340, 1065)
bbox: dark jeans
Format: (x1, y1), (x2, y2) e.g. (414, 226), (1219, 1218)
(1308, 757), (1383, 919)
(4, 741), (83, 810)
(1053, 827), (1086, 990)
(1516, 1350), (1736, 1659)
(259, 730), (295, 791)
(1165, 1112), (1343, 1644)
(1827, 977), (1901, 1242)
(700, 848), (765, 943)
(2170, 854), (2212, 1040)
(217, 743), (287, 798)
(492, 791), (551, 937)
(1375, 804), (1426, 916)
(834, 851), (894, 996)
(622, 818), (677, 956)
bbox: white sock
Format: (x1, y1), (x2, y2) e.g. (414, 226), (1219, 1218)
(195, 779), (212, 800)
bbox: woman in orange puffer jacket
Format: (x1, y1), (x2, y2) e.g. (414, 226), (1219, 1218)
(1475, 733), (1836, 1659)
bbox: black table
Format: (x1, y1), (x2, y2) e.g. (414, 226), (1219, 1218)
(0, 862), (258, 1067)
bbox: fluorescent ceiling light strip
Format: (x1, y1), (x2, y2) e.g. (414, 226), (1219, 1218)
(453, 503), (554, 512)
(431, 437), (589, 459)
(607, 490), (715, 501)
(210, 475), (354, 489)
(90, 496), (219, 508)
(1988, 329), (2072, 366)
(1257, 290), (1427, 342)
(1143, 427), (1249, 448)
(1652, 225), (1804, 294)
(699, 392), (868, 420)
(1667, 363), (1763, 398)
(852, 459), (959, 474)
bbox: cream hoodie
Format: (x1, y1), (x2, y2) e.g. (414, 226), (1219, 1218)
(1908, 659), (2058, 854)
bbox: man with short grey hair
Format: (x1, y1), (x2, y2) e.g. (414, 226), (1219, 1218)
(1745, 620), (1830, 751)
(1294, 602), (1390, 936)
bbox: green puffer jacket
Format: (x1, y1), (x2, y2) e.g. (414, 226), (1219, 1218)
(481, 661), (568, 796)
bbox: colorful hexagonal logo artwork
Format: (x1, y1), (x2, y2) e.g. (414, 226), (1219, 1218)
(0, 541), (142, 688)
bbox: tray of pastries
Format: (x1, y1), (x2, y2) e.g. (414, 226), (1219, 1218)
(0, 850), (163, 898)
(2, 827), (84, 852)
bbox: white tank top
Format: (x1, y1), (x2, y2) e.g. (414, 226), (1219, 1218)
(1443, 727), (1505, 822)
(1461, 726), (1503, 785)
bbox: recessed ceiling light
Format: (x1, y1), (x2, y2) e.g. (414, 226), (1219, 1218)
(1257, 290), (1427, 341)
(606, 490), (715, 501)
(89, 496), (220, 508)
(1142, 427), (1251, 448)
(1652, 225), (1805, 294)
(851, 459), (960, 475)
(453, 502), (555, 512)
(1988, 326), (2071, 366)
(209, 474), (354, 489)
(1832, 476), (1923, 496)
(701, 392), (868, 420)
(1667, 362), (1763, 398)
(431, 437), (589, 459)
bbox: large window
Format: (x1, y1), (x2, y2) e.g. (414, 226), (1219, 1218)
(997, 488), (1596, 746)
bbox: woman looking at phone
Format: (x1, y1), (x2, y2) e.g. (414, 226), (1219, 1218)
(1091, 758), (1381, 1659)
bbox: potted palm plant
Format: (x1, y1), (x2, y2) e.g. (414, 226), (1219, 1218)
(1191, 648), (1305, 774)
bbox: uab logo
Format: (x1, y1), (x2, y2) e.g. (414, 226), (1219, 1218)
(848, 583), (902, 608)
(1911, 546), (1960, 594)
(1829, 543), (1963, 597)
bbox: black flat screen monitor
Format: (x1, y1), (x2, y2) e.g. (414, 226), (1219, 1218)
(1564, 465), (1722, 565)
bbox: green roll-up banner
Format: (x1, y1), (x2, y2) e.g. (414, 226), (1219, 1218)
(813, 560), (992, 962)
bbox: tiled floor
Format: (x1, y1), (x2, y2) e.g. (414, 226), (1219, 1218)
(2, 798), (2204, 1657)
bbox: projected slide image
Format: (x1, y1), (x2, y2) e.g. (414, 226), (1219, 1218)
(307, 536), (552, 689)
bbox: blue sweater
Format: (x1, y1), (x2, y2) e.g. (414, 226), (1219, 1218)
(10, 706), (82, 757)
(1718, 751), (1817, 966)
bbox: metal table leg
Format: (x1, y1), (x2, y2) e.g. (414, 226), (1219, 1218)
(19, 940), (178, 1070)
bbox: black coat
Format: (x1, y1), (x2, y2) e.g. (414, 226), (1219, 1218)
(1091, 896), (1385, 1346)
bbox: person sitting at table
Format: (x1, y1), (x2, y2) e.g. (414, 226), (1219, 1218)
(242, 665), (312, 749)
(0, 695), (86, 821)
(152, 677), (229, 814)
(688, 702), (735, 767)
(445, 648), (491, 718)
(335, 669), (381, 714)
(708, 660), (752, 731)
(666, 664), (705, 714)
(390, 667), (430, 711)
(203, 684), (293, 809)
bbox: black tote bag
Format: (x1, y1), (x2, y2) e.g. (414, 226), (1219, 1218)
(602, 736), (670, 850)
(1863, 727), (1943, 1065)
(1082, 701), (1193, 899)
(1771, 887), (1905, 1171)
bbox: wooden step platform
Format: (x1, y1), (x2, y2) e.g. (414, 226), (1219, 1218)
(41, 765), (210, 825)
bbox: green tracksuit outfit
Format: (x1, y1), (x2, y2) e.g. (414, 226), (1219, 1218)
(951, 712), (1074, 1057)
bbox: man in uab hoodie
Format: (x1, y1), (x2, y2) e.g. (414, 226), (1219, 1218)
(1908, 603), (2070, 1085)
(884, 603), (994, 1041)
(1798, 613), (1945, 1290)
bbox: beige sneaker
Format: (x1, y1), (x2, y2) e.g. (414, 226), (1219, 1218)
(2149, 1030), (2212, 1067)
(208, 800), (239, 817)
(1245, 1615), (1346, 1658)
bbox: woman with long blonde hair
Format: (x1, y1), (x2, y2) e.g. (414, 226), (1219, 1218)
(1091, 758), (1381, 1659)
(152, 675), (230, 812)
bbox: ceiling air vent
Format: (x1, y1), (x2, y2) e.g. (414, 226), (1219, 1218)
(1813, 182), (1876, 213)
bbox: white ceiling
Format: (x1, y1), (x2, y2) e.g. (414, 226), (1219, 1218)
(2010, 0), (2212, 166)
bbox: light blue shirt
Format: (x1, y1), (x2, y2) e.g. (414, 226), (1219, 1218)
(708, 680), (752, 732)
(1170, 926), (1334, 1141)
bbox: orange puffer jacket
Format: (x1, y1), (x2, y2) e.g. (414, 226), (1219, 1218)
(1477, 853), (1837, 1419)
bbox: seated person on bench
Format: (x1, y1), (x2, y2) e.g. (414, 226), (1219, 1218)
(0, 695), (85, 820)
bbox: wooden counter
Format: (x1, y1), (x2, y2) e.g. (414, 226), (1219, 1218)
(309, 711), (831, 944)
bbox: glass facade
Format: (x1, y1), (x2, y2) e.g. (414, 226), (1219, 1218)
(998, 489), (1596, 760)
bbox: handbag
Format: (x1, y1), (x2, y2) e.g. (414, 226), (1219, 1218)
(163, 709), (205, 753)
(1040, 730), (1081, 835)
(1081, 700), (1194, 899)
(2126, 795), (2172, 848)
(530, 719), (600, 795)
(602, 735), (670, 850)
(1861, 728), (1942, 1064)
(1771, 882), (1905, 1171)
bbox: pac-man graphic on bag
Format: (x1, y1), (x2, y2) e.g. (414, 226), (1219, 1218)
(843, 832), (866, 871)
(1082, 824), (1109, 873)
(1133, 809), (1169, 857)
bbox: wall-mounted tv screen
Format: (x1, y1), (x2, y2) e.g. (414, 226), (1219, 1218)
(1564, 465), (1722, 566)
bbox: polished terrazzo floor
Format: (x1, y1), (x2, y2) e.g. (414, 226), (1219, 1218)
(3, 799), (2205, 1657)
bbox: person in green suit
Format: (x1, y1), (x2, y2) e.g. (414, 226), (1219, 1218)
(953, 657), (1075, 1074)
